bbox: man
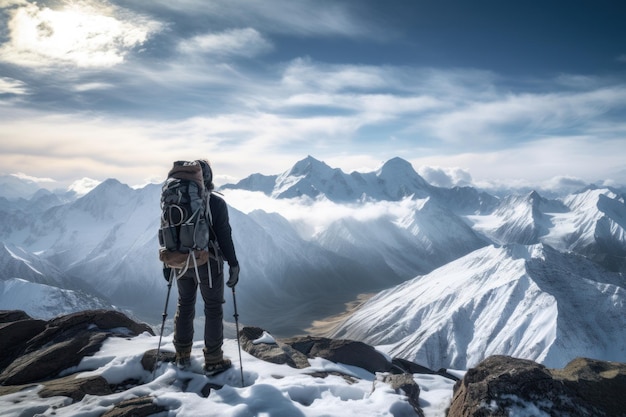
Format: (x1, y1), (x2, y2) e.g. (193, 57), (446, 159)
(169, 159), (240, 375)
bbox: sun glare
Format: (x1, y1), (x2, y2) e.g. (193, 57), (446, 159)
(1, 1), (155, 68)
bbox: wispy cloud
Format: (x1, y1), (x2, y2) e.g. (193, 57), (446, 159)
(178, 28), (272, 58)
(416, 86), (626, 147)
(11, 172), (55, 184)
(0, 76), (28, 94)
(148, 0), (380, 39)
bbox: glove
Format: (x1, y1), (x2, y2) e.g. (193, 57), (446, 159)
(163, 267), (172, 283)
(226, 264), (239, 288)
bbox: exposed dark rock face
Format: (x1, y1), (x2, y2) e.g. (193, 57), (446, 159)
(0, 309), (154, 386)
(286, 335), (392, 374)
(240, 326), (424, 415)
(391, 357), (460, 381)
(0, 374), (111, 401)
(100, 396), (167, 417)
(447, 355), (626, 417)
(0, 310), (33, 323)
(38, 374), (113, 401)
(382, 373), (423, 417)
(0, 316), (46, 372)
(551, 357), (626, 417)
(239, 326), (310, 369)
(141, 348), (176, 372)
(240, 326), (392, 373)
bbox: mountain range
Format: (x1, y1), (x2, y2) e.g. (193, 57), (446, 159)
(0, 156), (624, 369)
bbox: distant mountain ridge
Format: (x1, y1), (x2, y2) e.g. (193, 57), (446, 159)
(223, 155), (431, 202)
(223, 156), (499, 215)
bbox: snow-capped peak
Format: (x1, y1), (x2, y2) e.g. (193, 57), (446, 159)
(284, 155), (333, 178)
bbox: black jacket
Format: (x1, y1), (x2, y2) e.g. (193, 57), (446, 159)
(208, 193), (238, 267)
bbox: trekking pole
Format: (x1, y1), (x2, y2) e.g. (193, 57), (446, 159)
(231, 287), (245, 387)
(153, 268), (174, 380)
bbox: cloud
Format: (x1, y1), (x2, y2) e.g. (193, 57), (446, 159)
(0, 76), (28, 94)
(282, 59), (390, 92)
(417, 86), (626, 147)
(148, 0), (378, 39)
(178, 28), (272, 57)
(417, 166), (473, 188)
(410, 135), (626, 189)
(11, 172), (55, 184)
(0, 0), (160, 68)
(68, 177), (101, 196)
(222, 189), (424, 238)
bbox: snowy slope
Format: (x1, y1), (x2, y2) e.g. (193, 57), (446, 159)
(466, 187), (626, 271)
(0, 333), (458, 417)
(0, 278), (112, 318)
(330, 243), (625, 370)
(0, 175), (42, 200)
(227, 207), (407, 335)
(0, 180), (165, 318)
(314, 197), (487, 278)
(547, 187), (626, 254)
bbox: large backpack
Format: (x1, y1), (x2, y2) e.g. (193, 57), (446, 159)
(158, 160), (211, 271)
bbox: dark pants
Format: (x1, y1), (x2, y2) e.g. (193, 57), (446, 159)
(173, 260), (225, 360)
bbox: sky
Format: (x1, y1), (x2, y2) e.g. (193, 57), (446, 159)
(1, 0), (625, 193)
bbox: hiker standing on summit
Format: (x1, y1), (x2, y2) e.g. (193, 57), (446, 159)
(164, 159), (240, 375)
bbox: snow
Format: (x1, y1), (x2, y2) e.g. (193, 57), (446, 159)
(331, 243), (626, 370)
(0, 278), (110, 318)
(253, 331), (277, 345)
(0, 333), (457, 417)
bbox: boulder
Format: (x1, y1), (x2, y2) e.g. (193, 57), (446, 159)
(239, 326), (310, 369)
(0, 331), (109, 385)
(100, 396), (167, 417)
(239, 327), (393, 374)
(381, 373), (423, 417)
(391, 357), (460, 381)
(447, 355), (626, 417)
(283, 335), (392, 374)
(0, 309), (154, 386)
(38, 374), (112, 401)
(0, 316), (46, 371)
(0, 310), (33, 323)
(141, 349), (176, 372)
(551, 357), (626, 417)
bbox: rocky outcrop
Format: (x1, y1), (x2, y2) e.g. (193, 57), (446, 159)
(4, 312), (623, 417)
(239, 327), (310, 369)
(381, 373), (423, 417)
(0, 309), (153, 386)
(240, 326), (393, 373)
(100, 396), (167, 417)
(240, 326), (425, 415)
(447, 355), (626, 417)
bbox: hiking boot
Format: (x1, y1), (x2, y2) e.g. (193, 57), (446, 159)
(203, 358), (232, 376)
(175, 350), (192, 370)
